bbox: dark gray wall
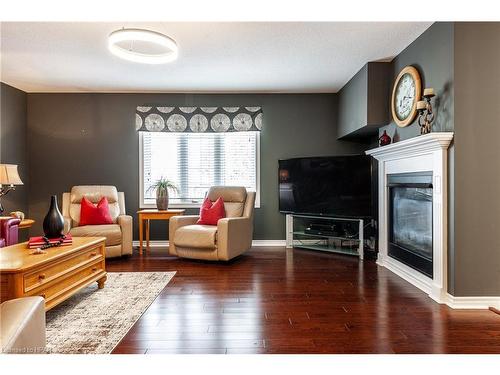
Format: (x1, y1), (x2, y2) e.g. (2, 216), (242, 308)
(26, 93), (365, 241)
(0, 82), (28, 217)
(375, 22), (457, 294)
(366, 63), (392, 127)
(378, 22), (455, 140)
(338, 62), (392, 140)
(338, 64), (368, 138)
(453, 22), (500, 296)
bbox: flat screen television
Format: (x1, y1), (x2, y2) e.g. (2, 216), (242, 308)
(279, 155), (373, 218)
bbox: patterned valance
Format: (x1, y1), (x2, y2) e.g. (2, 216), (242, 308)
(135, 106), (263, 133)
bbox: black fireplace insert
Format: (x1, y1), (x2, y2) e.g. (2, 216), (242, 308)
(388, 172), (433, 278)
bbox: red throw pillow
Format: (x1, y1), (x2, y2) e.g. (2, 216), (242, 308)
(79, 197), (114, 226)
(197, 197), (225, 225)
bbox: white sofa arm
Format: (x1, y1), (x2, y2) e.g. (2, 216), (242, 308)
(0, 297), (46, 354)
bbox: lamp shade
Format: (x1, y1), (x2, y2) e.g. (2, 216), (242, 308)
(0, 164), (23, 185)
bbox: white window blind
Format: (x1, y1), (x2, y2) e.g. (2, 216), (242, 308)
(141, 132), (259, 207)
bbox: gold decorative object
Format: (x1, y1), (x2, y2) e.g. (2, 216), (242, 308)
(10, 211), (25, 220)
(417, 87), (436, 135)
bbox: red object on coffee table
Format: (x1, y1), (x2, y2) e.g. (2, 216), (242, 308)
(28, 234), (73, 249)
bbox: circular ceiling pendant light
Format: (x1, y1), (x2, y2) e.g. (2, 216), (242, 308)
(108, 28), (178, 64)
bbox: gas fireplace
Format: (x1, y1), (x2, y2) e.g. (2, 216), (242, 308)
(388, 172), (433, 278)
(366, 132), (453, 304)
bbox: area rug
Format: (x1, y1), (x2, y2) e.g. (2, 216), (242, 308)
(45, 271), (175, 354)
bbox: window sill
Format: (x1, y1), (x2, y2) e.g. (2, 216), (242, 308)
(140, 202), (261, 209)
(140, 203), (202, 209)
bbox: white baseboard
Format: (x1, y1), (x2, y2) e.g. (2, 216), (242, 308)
(252, 240), (286, 247)
(132, 240), (286, 248)
(378, 256), (500, 310)
(445, 294), (500, 309)
(133, 240), (169, 248)
(377, 255), (434, 298)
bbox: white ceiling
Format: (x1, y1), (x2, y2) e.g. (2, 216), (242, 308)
(0, 22), (432, 93)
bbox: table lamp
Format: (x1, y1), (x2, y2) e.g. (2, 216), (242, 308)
(0, 164), (24, 214)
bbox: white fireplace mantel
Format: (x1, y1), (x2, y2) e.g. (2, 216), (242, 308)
(366, 132), (453, 304)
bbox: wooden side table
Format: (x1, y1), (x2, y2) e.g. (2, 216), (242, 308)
(137, 209), (185, 255)
(0, 217), (34, 229)
(19, 219), (35, 229)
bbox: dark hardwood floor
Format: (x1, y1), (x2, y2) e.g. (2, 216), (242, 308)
(108, 247), (500, 354)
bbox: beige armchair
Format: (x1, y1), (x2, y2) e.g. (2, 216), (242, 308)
(169, 186), (255, 261)
(62, 185), (133, 258)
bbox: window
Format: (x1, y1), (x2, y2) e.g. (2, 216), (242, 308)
(140, 132), (260, 208)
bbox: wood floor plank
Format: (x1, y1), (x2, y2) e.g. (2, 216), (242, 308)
(146, 348), (226, 354)
(118, 339), (264, 350)
(108, 247), (500, 354)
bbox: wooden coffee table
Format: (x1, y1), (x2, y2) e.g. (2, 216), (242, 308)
(0, 237), (107, 310)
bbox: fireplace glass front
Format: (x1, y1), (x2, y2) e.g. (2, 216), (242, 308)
(388, 172), (433, 278)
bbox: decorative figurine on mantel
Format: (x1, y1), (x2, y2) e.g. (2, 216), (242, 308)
(417, 88), (436, 135)
(379, 130), (392, 146)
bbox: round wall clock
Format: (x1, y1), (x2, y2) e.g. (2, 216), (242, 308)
(391, 66), (422, 127)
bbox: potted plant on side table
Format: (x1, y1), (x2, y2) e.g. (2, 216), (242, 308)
(147, 177), (179, 210)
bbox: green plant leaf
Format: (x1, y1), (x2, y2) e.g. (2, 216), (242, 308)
(146, 177), (179, 194)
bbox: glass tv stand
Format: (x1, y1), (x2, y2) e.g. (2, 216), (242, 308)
(285, 214), (367, 260)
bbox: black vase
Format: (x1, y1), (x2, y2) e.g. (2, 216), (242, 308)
(43, 195), (64, 238)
